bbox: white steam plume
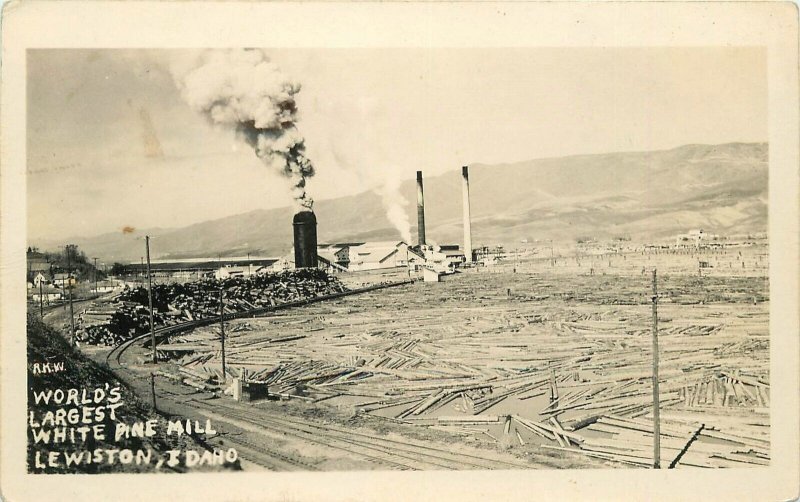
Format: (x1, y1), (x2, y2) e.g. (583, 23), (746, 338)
(172, 49), (314, 211)
(311, 96), (412, 244)
(327, 139), (412, 244)
(374, 178), (412, 244)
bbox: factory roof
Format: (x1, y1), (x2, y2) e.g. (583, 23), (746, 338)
(344, 243), (404, 265)
(129, 257), (279, 272)
(132, 256), (277, 264)
(441, 248), (465, 257)
(129, 256), (278, 271)
(317, 248), (341, 262)
(318, 242), (366, 249)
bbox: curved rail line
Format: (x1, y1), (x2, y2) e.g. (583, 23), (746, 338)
(106, 279), (414, 368)
(98, 278), (533, 471)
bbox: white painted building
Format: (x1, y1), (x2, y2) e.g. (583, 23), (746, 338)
(31, 286), (62, 303)
(346, 241), (412, 271)
(418, 244), (464, 273)
(33, 272), (50, 288)
(53, 273), (76, 289)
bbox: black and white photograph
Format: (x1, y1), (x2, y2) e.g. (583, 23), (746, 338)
(1, 2), (798, 501)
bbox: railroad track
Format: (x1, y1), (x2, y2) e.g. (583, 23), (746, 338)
(159, 390), (419, 471)
(194, 399), (530, 471)
(100, 279), (445, 470)
(195, 402), (435, 470)
(106, 279), (414, 369)
(218, 433), (319, 471)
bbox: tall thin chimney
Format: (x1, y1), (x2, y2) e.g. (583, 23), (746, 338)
(416, 171), (426, 246)
(462, 165), (473, 262)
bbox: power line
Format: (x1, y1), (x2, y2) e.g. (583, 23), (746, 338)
(652, 268), (661, 469)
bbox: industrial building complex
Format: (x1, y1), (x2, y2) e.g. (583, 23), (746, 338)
(28, 158), (770, 473)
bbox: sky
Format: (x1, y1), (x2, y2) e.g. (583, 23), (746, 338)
(27, 47), (767, 241)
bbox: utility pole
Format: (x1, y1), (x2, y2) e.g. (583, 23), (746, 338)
(150, 373), (157, 410)
(652, 268), (661, 469)
(93, 257), (98, 293)
(39, 279), (43, 319)
(145, 236), (156, 364)
(219, 287), (227, 382)
(66, 245), (75, 346)
(548, 363), (559, 403)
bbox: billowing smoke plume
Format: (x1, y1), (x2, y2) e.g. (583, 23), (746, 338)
(173, 49), (314, 211)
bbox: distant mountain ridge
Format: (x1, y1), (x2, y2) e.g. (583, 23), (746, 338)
(31, 142), (768, 262)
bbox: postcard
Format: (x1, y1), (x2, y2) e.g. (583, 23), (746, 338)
(1, 2), (797, 501)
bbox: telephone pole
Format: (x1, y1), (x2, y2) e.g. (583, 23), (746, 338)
(93, 257), (98, 293)
(66, 245), (76, 346)
(652, 268), (661, 468)
(145, 236), (156, 364)
(219, 287), (227, 382)
(39, 280), (44, 319)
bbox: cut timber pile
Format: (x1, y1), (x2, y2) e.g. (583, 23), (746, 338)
(74, 269), (346, 346)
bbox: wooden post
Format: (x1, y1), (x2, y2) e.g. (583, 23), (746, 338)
(652, 268), (661, 469)
(39, 279), (44, 319)
(145, 236), (156, 364)
(219, 287), (227, 382)
(93, 257), (98, 293)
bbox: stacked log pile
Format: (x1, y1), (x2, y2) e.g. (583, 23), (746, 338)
(74, 269), (347, 346)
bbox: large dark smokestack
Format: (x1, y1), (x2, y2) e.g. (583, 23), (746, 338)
(293, 211), (318, 268)
(416, 171), (426, 246)
(462, 165), (473, 262)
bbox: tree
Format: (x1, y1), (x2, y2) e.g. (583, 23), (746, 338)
(44, 245), (103, 281)
(110, 263), (129, 276)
